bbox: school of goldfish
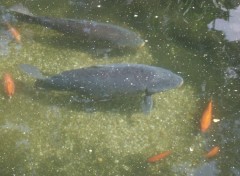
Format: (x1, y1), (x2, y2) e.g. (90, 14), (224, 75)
(146, 98), (220, 163)
(1, 71), (220, 164)
(1, 21), (219, 167)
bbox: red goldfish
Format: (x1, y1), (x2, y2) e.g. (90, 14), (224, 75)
(147, 150), (172, 163)
(3, 73), (15, 98)
(5, 22), (21, 43)
(204, 146), (220, 158)
(200, 99), (213, 132)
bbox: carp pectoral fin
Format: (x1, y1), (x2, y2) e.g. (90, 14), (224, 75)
(141, 95), (153, 114)
(19, 64), (46, 80)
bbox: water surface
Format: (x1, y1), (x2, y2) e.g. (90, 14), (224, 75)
(0, 0), (239, 175)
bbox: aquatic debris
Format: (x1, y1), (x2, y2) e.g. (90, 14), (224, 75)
(224, 67), (238, 80)
(213, 119), (220, 123)
(3, 73), (15, 98)
(19, 63), (183, 113)
(9, 4), (144, 49)
(5, 22), (21, 42)
(204, 146), (220, 159)
(147, 150), (172, 163)
(200, 98), (213, 133)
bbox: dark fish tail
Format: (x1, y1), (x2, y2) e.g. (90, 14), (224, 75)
(19, 64), (46, 80)
(9, 4), (72, 33)
(9, 4), (33, 16)
(9, 4), (44, 25)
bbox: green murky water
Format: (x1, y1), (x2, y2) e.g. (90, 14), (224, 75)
(0, 1), (239, 175)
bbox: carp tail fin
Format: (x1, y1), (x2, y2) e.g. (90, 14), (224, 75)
(9, 3), (34, 17)
(19, 64), (46, 80)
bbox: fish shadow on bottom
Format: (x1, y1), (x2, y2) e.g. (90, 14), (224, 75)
(22, 88), (147, 116)
(17, 79), (146, 115)
(32, 34), (139, 58)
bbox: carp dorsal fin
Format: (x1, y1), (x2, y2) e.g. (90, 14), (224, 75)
(9, 3), (34, 16)
(19, 64), (46, 80)
(88, 64), (129, 69)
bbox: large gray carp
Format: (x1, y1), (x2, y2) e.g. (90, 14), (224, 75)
(20, 64), (183, 113)
(9, 4), (145, 49)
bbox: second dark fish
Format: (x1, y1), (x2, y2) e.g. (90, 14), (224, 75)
(9, 4), (145, 49)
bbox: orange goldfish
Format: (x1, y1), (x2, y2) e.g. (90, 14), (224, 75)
(147, 150), (172, 163)
(204, 146), (220, 158)
(5, 22), (21, 43)
(3, 73), (15, 98)
(200, 99), (213, 133)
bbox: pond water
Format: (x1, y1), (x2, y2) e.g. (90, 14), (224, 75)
(0, 0), (239, 175)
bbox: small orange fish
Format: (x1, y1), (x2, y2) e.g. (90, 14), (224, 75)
(204, 146), (220, 158)
(200, 99), (213, 133)
(5, 23), (21, 43)
(147, 150), (172, 163)
(3, 73), (15, 98)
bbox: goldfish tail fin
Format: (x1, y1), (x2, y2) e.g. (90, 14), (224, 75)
(19, 64), (46, 80)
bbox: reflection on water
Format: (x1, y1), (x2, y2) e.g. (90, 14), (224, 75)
(194, 160), (220, 176)
(208, 5), (240, 41)
(0, 6), (22, 57)
(0, 29), (12, 56)
(0, 0), (240, 175)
